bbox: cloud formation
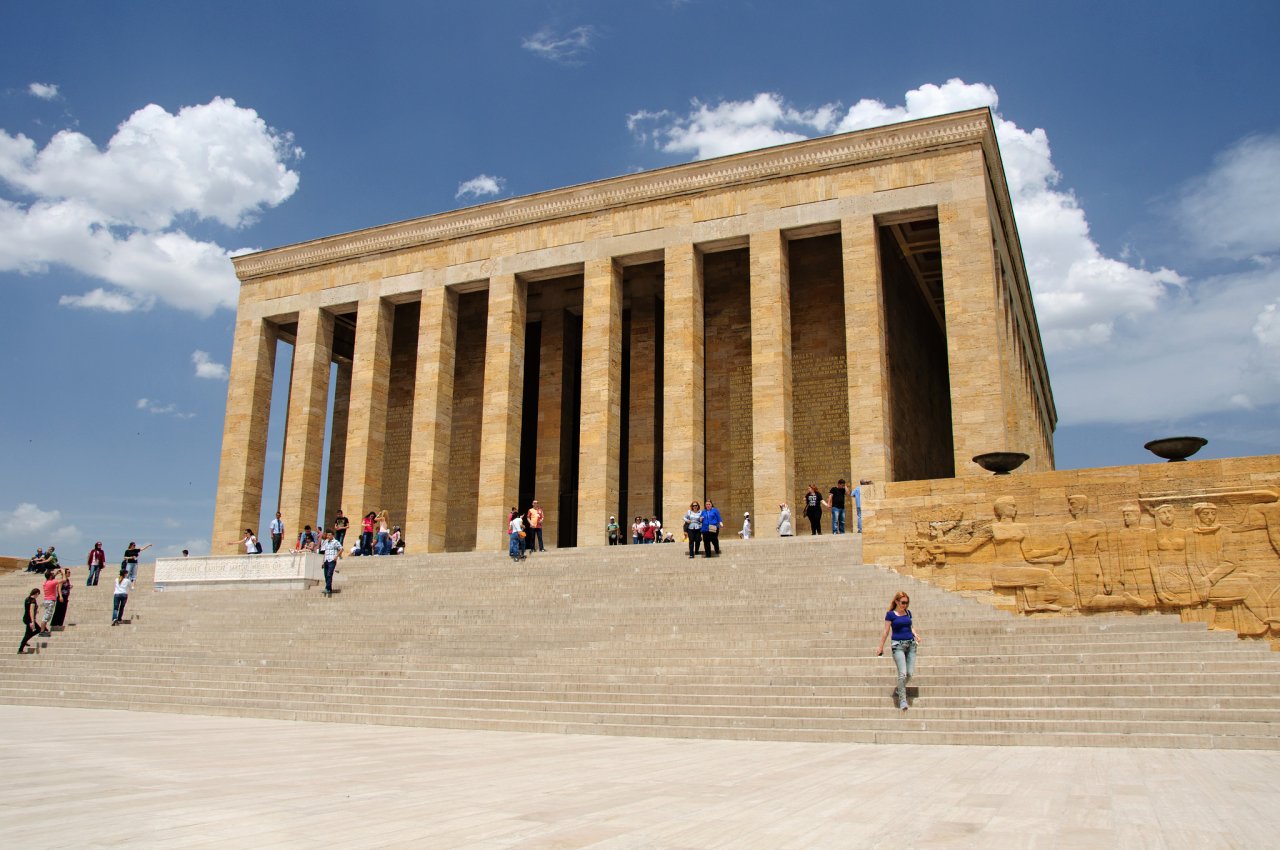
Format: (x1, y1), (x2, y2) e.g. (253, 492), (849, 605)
(28, 82), (59, 100)
(137, 398), (195, 419)
(1, 502), (80, 546)
(456, 174), (505, 200)
(627, 80), (1280, 425)
(0, 97), (302, 315)
(192, 350), (229, 380)
(522, 25), (597, 64)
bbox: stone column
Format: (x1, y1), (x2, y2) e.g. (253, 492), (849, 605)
(278, 308), (334, 540)
(535, 307), (565, 548)
(749, 230), (795, 535)
(577, 258), (623, 545)
(841, 215), (892, 485)
(476, 274), (527, 550)
(406, 285), (458, 552)
(323, 360), (351, 524)
(939, 196), (1009, 475)
(341, 295), (394, 520)
(661, 243), (705, 530)
(211, 316), (277, 553)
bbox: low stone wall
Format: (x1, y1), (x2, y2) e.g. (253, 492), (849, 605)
(153, 552), (322, 591)
(862, 455), (1280, 645)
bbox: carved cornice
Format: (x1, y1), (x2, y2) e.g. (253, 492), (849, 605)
(233, 109), (996, 281)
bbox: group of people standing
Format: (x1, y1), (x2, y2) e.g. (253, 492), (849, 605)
(18, 540), (152, 653)
(507, 500), (546, 561)
(682, 500), (725, 558)
(799, 479), (867, 536)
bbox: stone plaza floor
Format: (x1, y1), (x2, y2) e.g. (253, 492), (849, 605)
(1, 705), (1275, 849)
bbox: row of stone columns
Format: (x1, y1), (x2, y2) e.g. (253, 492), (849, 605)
(214, 208), (1009, 553)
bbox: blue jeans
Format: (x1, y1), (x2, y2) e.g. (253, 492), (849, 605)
(323, 560), (336, 592)
(126, 560), (138, 581)
(509, 532), (522, 560)
(86, 565), (101, 586)
(375, 531), (390, 555)
(112, 594), (128, 623)
(831, 507), (845, 534)
(891, 639), (917, 705)
(856, 507), (862, 533)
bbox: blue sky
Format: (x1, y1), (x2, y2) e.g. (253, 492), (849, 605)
(2, 0), (1278, 558)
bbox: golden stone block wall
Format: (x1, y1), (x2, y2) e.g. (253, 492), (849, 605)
(703, 250), (754, 524)
(862, 456), (1280, 645)
(377, 303), (420, 532)
(626, 293), (659, 524)
(789, 235), (851, 505)
(445, 292), (487, 551)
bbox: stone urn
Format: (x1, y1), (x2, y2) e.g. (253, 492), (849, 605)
(1143, 436), (1208, 462)
(972, 452), (1030, 475)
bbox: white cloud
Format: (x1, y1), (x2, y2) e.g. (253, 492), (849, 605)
(522, 25), (598, 64)
(0, 97), (301, 316)
(2, 503), (63, 536)
(455, 174), (505, 200)
(192, 349), (229, 380)
(136, 397), (195, 419)
(28, 82), (59, 100)
(1177, 134), (1280, 261)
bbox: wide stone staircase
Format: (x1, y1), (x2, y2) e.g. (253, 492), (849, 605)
(4, 536), (1279, 749)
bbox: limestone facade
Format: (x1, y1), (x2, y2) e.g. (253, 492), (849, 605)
(212, 109), (1056, 553)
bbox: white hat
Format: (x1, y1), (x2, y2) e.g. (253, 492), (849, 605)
(744, 511), (750, 516)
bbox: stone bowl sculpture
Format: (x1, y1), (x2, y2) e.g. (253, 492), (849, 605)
(972, 452), (1030, 475)
(1143, 436), (1208, 462)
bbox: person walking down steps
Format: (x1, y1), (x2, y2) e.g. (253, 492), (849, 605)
(877, 591), (922, 711)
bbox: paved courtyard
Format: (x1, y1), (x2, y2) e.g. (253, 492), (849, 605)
(1, 705), (1274, 849)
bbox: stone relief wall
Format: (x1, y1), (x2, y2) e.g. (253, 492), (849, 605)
(863, 456), (1280, 645)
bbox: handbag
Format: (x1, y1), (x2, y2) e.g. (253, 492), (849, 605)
(706, 524), (718, 533)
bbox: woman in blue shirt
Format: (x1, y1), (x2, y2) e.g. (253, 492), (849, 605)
(700, 500), (723, 557)
(876, 591), (922, 711)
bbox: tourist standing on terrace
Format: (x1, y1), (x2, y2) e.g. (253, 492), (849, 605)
(526, 500), (546, 553)
(508, 512), (525, 562)
(803, 485), (822, 535)
(360, 512), (376, 555)
(86, 542), (107, 586)
(701, 500), (723, 557)
(18, 588), (41, 654)
(331, 510), (349, 546)
(777, 503), (792, 537)
(123, 542), (152, 581)
(607, 516), (620, 545)
(374, 511), (392, 556)
(684, 501), (703, 558)
(876, 591), (922, 711)
(269, 512), (285, 553)
(828, 479), (849, 534)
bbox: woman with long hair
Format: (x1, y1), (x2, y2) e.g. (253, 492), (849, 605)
(876, 590), (922, 711)
(18, 588), (41, 654)
(360, 512), (376, 555)
(375, 510), (391, 556)
(803, 484), (822, 535)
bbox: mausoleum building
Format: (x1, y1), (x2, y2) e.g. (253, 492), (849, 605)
(212, 108), (1055, 553)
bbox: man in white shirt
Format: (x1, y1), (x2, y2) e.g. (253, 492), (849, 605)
(269, 512), (284, 553)
(508, 514), (525, 562)
(319, 530), (343, 596)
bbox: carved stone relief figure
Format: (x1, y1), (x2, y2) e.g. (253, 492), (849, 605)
(929, 497), (1068, 613)
(1063, 494), (1123, 610)
(1150, 504), (1197, 607)
(1188, 502), (1270, 635)
(1112, 504), (1156, 609)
